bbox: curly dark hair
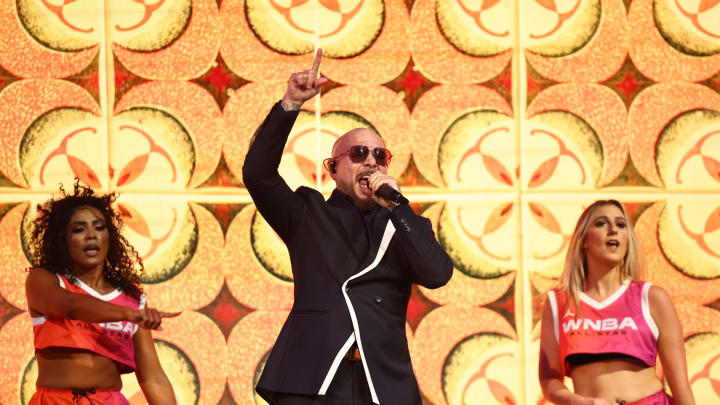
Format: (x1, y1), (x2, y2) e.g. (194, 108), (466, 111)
(29, 180), (144, 299)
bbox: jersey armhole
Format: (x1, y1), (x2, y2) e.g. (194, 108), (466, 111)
(641, 282), (660, 340)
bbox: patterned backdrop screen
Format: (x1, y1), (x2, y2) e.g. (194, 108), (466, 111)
(0, 0), (719, 403)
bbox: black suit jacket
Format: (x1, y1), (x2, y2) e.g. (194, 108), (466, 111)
(242, 102), (453, 404)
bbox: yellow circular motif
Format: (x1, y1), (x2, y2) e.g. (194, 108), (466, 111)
(110, 0), (191, 52)
(524, 0), (600, 57)
(523, 199), (592, 280)
(19, 358), (37, 405)
(438, 110), (514, 188)
(656, 109), (720, 188)
(686, 332), (720, 365)
(120, 340), (200, 404)
(252, 211), (293, 282)
(655, 0), (720, 56)
(113, 107), (195, 190)
(280, 109), (378, 191)
(252, 351), (271, 404)
(152, 340), (200, 404)
(16, 0), (97, 51)
(19, 199), (198, 285)
(278, 111), (321, 190)
(320, 111), (377, 136)
(658, 200), (720, 279)
(318, 111), (379, 156)
(442, 333), (517, 405)
(438, 202), (515, 279)
(436, 0), (511, 56)
(528, 111), (603, 189)
(245, 0), (384, 58)
(686, 332), (720, 401)
(132, 203), (198, 284)
(19, 108), (100, 189)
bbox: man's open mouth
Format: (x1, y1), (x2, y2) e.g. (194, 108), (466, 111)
(357, 174), (372, 196)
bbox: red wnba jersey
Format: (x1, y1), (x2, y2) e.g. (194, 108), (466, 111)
(547, 280), (659, 377)
(31, 274), (145, 373)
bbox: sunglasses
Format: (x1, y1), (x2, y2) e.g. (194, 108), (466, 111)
(323, 145), (393, 171)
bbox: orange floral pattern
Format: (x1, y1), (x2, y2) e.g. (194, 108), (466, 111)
(0, 0), (719, 403)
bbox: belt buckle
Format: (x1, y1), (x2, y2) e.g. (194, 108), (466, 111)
(345, 347), (361, 361)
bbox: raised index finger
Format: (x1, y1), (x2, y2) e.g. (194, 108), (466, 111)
(160, 311), (182, 318)
(311, 48), (322, 75)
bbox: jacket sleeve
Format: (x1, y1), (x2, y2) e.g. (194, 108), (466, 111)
(241, 102), (305, 243)
(389, 204), (453, 289)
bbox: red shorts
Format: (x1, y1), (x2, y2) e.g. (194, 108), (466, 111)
(624, 390), (675, 405)
(29, 387), (130, 405)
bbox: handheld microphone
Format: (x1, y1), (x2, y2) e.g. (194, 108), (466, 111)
(375, 184), (409, 205)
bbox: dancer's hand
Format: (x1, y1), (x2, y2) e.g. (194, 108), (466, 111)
(130, 307), (180, 331)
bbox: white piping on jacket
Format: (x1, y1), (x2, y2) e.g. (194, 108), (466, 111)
(318, 220), (396, 404)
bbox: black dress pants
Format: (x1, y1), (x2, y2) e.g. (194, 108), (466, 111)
(271, 358), (374, 405)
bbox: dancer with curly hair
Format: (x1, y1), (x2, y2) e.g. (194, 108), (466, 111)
(25, 180), (178, 404)
(538, 200), (695, 405)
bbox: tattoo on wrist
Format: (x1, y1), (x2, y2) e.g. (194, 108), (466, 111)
(281, 100), (302, 111)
